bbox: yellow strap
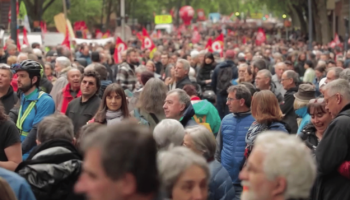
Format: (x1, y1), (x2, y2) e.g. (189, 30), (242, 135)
(21, 131), (29, 137)
(16, 91), (45, 131)
(193, 115), (207, 123)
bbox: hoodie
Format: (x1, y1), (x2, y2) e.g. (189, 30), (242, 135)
(192, 100), (221, 135)
(179, 103), (198, 128)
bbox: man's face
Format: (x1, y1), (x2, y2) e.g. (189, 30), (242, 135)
(171, 55), (178, 64)
(68, 70), (81, 89)
(8, 48), (16, 56)
(239, 147), (279, 200)
(0, 69), (11, 89)
(275, 65), (285, 79)
(75, 148), (123, 200)
(320, 55), (328, 61)
(238, 66), (247, 80)
(80, 76), (98, 97)
(226, 91), (243, 113)
(83, 46), (90, 56)
(245, 52), (252, 60)
(17, 71), (34, 93)
(161, 55), (169, 66)
(255, 73), (269, 90)
(175, 62), (188, 79)
(121, 53), (127, 62)
(325, 70), (336, 84)
(281, 72), (292, 90)
(163, 93), (185, 119)
(324, 90), (341, 118)
(127, 52), (138, 65)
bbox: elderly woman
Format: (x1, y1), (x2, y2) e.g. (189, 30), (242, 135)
(153, 119), (185, 150)
(158, 146), (209, 200)
(183, 125), (235, 200)
(294, 84), (316, 134)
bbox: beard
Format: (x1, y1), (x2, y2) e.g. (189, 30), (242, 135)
(18, 82), (33, 93)
(241, 181), (258, 200)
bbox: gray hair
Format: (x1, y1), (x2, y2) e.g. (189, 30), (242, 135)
(137, 78), (168, 114)
(340, 69), (350, 82)
(317, 60), (326, 68)
(185, 125), (216, 159)
(238, 63), (248, 69)
(324, 79), (350, 101)
(254, 131), (316, 199)
(153, 119), (185, 149)
(176, 59), (190, 71)
(327, 67), (343, 79)
(0, 64), (13, 79)
(135, 65), (148, 74)
(158, 146), (210, 197)
(284, 70), (299, 85)
(37, 113), (74, 143)
(56, 56), (71, 69)
(227, 84), (252, 108)
(17, 53), (28, 63)
(275, 62), (287, 69)
(167, 89), (191, 107)
(257, 69), (272, 83)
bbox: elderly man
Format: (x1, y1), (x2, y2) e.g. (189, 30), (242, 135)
(50, 57), (72, 107)
(15, 113), (83, 200)
(55, 68), (82, 113)
(74, 120), (159, 200)
(255, 69), (283, 103)
(159, 52), (172, 79)
(163, 89), (197, 127)
(0, 64), (17, 114)
(153, 119), (185, 150)
(175, 59), (192, 89)
(272, 62), (287, 96)
(316, 79), (350, 200)
(325, 67), (343, 84)
(215, 85), (255, 200)
(280, 70), (299, 133)
(239, 131), (316, 200)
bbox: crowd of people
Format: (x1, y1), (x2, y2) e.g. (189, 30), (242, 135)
(0, 29), (349, 200)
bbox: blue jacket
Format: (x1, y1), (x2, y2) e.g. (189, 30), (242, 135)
(208, 160), (235, 200)
(19, 89), (55, 159)
(215, 112), (255, 185)
(0, 167), (36, 200)
(211, 60), (238, 94)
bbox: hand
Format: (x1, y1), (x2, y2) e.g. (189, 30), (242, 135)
(205, 79), (212, 84)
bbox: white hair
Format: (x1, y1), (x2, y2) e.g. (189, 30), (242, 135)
(56, 56), (71, 69)
(176, 59), (190, 72)
(158, 146), (209, 197)
(185, 125), (216, 159)
(324, 79), (350, 101)
(167, 89), (191, 107)
(153, 119), (185, 149)
(17, 53), (28, 63)
(33, 48), (43, 57)
(135, 65), (147, 74)
(254, 131), (316, 199)
(274, 62), (286, 69)
(190, 50), (199, 58)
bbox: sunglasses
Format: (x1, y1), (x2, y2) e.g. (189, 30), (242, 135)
(309, 98), (325, 104)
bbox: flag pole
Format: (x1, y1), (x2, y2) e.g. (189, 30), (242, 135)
(10, 0), (17, 46)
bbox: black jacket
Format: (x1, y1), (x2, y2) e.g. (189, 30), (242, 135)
(0, 86), (17, 114)
(299, 123), (318, 155)
(0, 54), (7, 64)
(270, 82), (284, 103)
(15, 139), (84, 200)
(315, 103), (350, 200)
(280, 87), (298, 133)
(176, 75), (193, 90)
(179, 103), (197, 128)
(197, 63), (215, 91)
(66, 95), (101, 135)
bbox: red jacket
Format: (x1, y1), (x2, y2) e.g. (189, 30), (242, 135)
(61, 83), (82, 113)
(11, 74), (18, 92)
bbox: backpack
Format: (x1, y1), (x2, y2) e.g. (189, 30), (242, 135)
(216, 65), (233, 95)
(193, 115), (212, 133)
(134, 109), (159, 127)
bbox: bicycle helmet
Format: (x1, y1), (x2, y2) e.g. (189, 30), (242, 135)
(14, 59), (43, 78)
(201, 90), (216, 104)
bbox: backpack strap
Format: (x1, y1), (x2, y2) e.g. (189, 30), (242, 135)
(149, 113), (159, 124)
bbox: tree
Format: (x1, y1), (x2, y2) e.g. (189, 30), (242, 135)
(23, 0), (56, 21)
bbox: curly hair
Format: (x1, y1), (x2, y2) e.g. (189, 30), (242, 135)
(137, 78), (168, 114)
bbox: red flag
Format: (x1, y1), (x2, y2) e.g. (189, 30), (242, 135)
(212, 34), (224, 57)
(102, 30), (111, 38)
(334, 33), (340, 45)
(95, 29), (103, 39)
(114, 37), (127, 64)
(255, 28), (266, 46)
(61, 25), (70, 50)
(16, 29), (21, 51)
(40, 21), (47, 35)
(205, 38), (213, 52)
(142, 28), (157, 58)
(157, 30), (162, 39)
(22, 27), (29, 45)
(191, 26), (201, 44)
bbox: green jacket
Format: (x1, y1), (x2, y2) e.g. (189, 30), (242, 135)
(192, 100), (221, 135)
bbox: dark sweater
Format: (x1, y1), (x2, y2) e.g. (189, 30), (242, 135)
(65, 95), (101, 135)
(0, 86), (17, 114)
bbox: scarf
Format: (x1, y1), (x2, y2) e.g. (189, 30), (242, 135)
(106, 110), (123, 125)
(245, 121), (268, 146)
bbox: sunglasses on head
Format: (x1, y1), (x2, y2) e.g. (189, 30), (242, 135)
(309, 98), (325, 104)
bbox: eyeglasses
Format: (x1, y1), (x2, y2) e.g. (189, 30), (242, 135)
(281, 78), (291, 82)
(227, 97), (239, 102)
(309, 98), (325, 104)
(324, 94), (338, 104)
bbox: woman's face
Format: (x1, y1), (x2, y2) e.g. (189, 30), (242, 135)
(183, 135), (202, 155)
(204, 58), (212, 65)
(170, 67), (176, 77)
(304, 64), (309, 69)
(172, 165), (208, 200)
(146, 63), (155, 72)
(106, 92), (122, 111)
(300, 53), (306, 60)
(44, 65), (52, 77)
(310, 109), (332, 131)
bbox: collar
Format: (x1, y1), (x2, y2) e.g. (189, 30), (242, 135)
(233, 110), (251, 117)
(80, 94), (97, 104)
(24, 88), (38, 101)
(63, 83), (81, 97)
